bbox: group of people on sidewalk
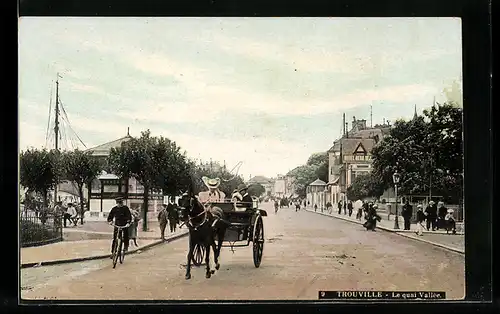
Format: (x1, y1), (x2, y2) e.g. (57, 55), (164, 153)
(309, 197), (458, 236)
(406, 200), (457, 236)
(158, 198), (180, 240)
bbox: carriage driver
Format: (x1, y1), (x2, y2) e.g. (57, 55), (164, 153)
(198, 177), (226, 203)
(198, 177), (225, 227)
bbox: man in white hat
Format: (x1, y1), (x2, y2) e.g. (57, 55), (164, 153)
(198, 177), (226, 204)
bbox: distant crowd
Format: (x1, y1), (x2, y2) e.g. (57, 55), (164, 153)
(308, 198), (457, 235)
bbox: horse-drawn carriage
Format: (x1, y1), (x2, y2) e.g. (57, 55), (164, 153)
(190, 196), (266, 268)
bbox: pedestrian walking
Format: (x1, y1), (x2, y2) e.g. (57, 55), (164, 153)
(128, 206), (141, 247)
(415, 205), (426, 236)
(158, 203), (168, 240)
(363, 203), (381, 231)
(326, 202), (332, 214)
(437, 201), (447, 230)
(337, 200), (342, 215)
(356, 201), (365, 220)
(401, 200), (413, 230)
(314, 204), (318, 212)
(425, 200), (438, 231)
(54, 201), (64, 230)
(167, 198), (179, 233)
(347, 200), (353, 217)
(343, 200), (347, 215)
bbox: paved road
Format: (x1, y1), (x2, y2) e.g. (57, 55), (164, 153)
(21, 202), (464, 300)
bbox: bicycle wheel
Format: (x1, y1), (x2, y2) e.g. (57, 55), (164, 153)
(112, 241), (119, 268)
(118, 238), (124, 264)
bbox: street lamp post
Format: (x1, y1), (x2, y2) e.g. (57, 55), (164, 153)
(392, 170), (401, 230)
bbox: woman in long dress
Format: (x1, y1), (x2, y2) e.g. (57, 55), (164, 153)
(128, 207), (141, 247)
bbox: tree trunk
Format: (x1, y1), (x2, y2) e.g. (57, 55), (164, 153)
(41, 190), (48, 225)
(142, 186), (149, 231)
(78, 184), (85, 225)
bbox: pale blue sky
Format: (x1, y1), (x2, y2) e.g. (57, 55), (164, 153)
(18, 17), (462, 178)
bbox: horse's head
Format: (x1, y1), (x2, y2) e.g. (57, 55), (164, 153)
(178, 190), (206, 226)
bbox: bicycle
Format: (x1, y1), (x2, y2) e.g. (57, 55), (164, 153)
(109, 223), (130, 268)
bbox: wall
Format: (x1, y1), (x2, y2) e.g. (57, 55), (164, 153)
(274, 179), (286, 196)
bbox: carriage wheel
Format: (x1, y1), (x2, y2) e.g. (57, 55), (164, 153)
(192, 243), (205, 266)
(252, 215), (264, 268)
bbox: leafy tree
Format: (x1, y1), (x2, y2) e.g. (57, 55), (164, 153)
(287, 164), (317, 198)
(152, 137), (191, 199)
(371, 103), (463, 202)
(248, 183), (266, 197)
(371, 115), (430, 195)
(60, 149), (101, 224)
(306, 152), (328, 183)
(306, 152), (327, 166)
(347, 173), (385, 201)
(20, 149), (61, 210)
(108, 130), (162, 231)
(422, 102), (463, 201)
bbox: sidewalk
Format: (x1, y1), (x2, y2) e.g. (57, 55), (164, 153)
(21, 226), (188, 267)
(62, 220), (168, 241)
(304, 207), (464, 254)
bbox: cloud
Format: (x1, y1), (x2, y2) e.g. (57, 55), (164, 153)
(212, 34), (376, 76)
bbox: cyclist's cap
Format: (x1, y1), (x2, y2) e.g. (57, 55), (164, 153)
(115, 196), (124, 201)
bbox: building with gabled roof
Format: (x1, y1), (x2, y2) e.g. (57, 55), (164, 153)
(306, 178), (327, 210)
(326, 116), (392, 205)
(85, 134), (133, 157)
(82, 129), (163, 221)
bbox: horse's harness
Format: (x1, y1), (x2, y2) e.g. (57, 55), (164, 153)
(182, 197), (210, 231)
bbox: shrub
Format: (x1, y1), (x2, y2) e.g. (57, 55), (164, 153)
(20, 219), (61, 247)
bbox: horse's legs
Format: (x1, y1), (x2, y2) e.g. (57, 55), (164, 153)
(185, 235), (194, 280)
(205, 243), (212, 278)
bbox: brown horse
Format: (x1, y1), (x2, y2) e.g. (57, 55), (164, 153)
(178, 192), (227, 280)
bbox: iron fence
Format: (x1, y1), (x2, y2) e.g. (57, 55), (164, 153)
(20, 205), (63, 247)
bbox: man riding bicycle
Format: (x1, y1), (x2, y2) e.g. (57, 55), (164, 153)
(107, 196), (132, 254)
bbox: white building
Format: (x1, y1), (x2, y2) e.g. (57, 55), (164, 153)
(306, 178), (327, 209)
(273, 175), (286, 198)
(83, 131), (163, 221)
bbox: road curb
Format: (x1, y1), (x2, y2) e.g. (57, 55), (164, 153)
(304, 209), (464, 254)
(394, 232), (465, 254)
(21, 230), (189, 269)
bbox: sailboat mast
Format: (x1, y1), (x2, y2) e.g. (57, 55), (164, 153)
(54, 74), (60, 204)
(54, 75), (60, 151)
